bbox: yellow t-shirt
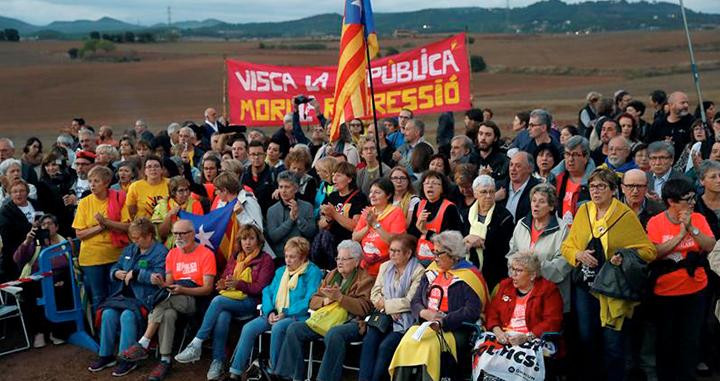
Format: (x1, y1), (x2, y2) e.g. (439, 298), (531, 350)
(127, 178), (169, 219)
(72, 194), (131, 266)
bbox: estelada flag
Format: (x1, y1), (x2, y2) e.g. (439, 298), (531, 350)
(328, 0), (379, 142)
(179, 199), (238, 270)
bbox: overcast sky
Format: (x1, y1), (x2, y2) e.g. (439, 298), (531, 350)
(3, 0), (719, 26)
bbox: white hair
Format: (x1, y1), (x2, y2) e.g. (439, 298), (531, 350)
(167, 122), (181, 135)
(0, 158), (21, 175)
(336, 239), (363, 261)
(472, 174), (496, 191)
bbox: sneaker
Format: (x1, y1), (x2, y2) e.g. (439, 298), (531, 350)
(112, 361), (137, 377)
(148, 361), (171, 381)
(88, 356), (117, 372)
(174, 343), (202, 364)
(119, 343), (149, 362)
(49, 333), (65, 345)
(206, 359), (224, 380)
(33, 333), (46, 348)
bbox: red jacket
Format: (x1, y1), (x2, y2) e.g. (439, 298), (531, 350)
(485, 277), (563, 337)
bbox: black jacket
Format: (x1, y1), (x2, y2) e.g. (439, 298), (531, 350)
(462, 204), (515, 291)
(497, 176), (540, 222)
(0, 199), (39, 282)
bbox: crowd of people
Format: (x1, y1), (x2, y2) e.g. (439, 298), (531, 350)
(0, 90), (719, 381)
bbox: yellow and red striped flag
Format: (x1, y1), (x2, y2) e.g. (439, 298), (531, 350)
(328, 0), (379, 142)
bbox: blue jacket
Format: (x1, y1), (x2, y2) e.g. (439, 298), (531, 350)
(108, 241), (168, 309)
(261, 262), (323, 318)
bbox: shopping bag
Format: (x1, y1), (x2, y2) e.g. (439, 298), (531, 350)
(472, 332), (545, 381)
(305, 302), (348, 336)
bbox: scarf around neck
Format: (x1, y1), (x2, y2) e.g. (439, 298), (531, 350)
(275, 261), (310, 312)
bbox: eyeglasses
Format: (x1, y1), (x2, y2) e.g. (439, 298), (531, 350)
(249, 152), (265, 157)
(679, 194), (696, 203)
(390, 176), (407, 182)
(589, 183), (608, 191)
(563, 152), (585, 159)
(175, 188), (190, 194)
(432, 250), (449, 257)
(476, 189), (494, 195)
(171, 230), (193, 236)
(649, 156), (672, 161)
(622, 184), (646, 191)
(423, 181), (442, 187)
(335, 256), (355, 262)
(509, 267), (526, 275)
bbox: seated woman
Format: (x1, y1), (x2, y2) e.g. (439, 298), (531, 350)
(227, 237), (323, 379)
(72, 166), (131, 314)
(13, 213), (70, 348)
(87, 218), (167, 376)
(389, 230), (489, 381)
(274, 240), (373, 381)
(507, 183), (571, 312)
(174, 224), (274, 380)
(352, 177), (407, 276)
(359, 234), (424, 381)
(152, 176), (204, 249)
(486, 251), (563, 346)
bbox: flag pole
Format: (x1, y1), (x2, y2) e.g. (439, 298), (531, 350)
(363, 32), (383, 177)
(222, 53), (228, 122)
(678, 0), (706, 125)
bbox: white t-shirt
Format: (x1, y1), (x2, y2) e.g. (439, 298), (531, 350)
(17, 203), (35, 223)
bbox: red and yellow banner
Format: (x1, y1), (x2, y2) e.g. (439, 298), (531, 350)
(226, 33), (471, 126)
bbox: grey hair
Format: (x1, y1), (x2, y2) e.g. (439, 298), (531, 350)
(529, 183), (558, 211)
(586, 91), (601, 102)
(135, 119), (147, 129)
(78, 128), (95, 138)
(431, 230), (467, 260)
(96, 144), (119, 162)
(283, 113), (293, 124)
(507, 251), (541, 279)
(57, 134), (74, 146)
(698, 159), (720, 180)
(513, 150), (535, 170)
(0, 158), (21, 175)
(565, 135), (590, 157)
(408, 119), (425, 136)
(167, 122), (181, 135)
(647, 141), (675, 160)
(0, 137), (15, 149)
(292, 144), (311, 157)
(530, 109), (552, 129)
(179, 126), (196, 138)
(452, 135), (473, 152)
(337, 239), (363, 261)
(610, 135), (631, 150)
(277, 170), (299, 187)
(472, 174), (496, 191)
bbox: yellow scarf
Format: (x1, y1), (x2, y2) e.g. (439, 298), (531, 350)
(396, 192), (414, 216)
(275, 261), (310, 312)
(375, 204), (396, 222)
(220, 248), (259, 300)
(234, 248), (260, 279)
(467, 201), (495, 269)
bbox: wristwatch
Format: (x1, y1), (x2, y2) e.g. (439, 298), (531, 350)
(690, 226), (700, 236)
(373, 222), (381, 229)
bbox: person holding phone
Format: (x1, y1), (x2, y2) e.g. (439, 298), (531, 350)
(13, 213), (69, 348)
(0, 179), (40, 282)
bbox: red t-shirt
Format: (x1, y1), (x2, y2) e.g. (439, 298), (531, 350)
(166, 244), (217, 286)
(561, 179), (580, 226)
(647, 212), (712, 296)
(507, 290), (532, 334)
(355, 206), (407, 276)
(530, 224), (543, 249)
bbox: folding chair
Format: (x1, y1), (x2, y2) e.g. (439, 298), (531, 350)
(0, 285), (31, 357)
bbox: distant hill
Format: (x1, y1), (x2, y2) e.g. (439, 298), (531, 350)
(1, 0), (719, 39)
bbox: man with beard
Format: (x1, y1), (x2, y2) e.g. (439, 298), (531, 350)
(590, 119), (620, 166)
(599, 136), (637, 176)
(473, 121), (508, 185)
(648, 91), (694, 162)
(449, 135), (475, 169)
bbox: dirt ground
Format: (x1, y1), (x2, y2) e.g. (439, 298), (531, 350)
(0, 29), (719, 145)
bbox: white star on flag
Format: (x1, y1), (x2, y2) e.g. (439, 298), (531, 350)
(351, 0), (361, 8)
(196, 224), (215, 249)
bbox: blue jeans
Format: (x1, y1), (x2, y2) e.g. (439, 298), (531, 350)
(358, 326), (403, 381)
(99, 308), (138, 357)
(81, 263), (113, 315)
(195, 295), (257, 361)
(275, 321), (361, 381)
(229, 315), (299, 375)
(574, 285), (627, 381)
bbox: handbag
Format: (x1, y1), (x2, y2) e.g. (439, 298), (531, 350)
(366, 309), (393, 334)
(437, 330), (458, 381)
(305, 302), (348, 336)
(572, 208), (628, 289)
